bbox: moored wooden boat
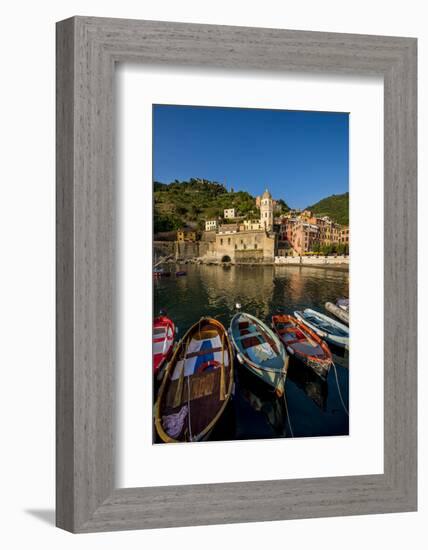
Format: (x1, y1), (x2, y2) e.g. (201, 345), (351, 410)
(153, 267), (171, 278)
(336, 297), (349, 312)
(294, 308), (349, 349)
(272, 314), (332, 380)
(155, 317), (234, 443)
(325, 301), (349, 325)
(153, 314), (176, 381)
(229, 312), (288, 397)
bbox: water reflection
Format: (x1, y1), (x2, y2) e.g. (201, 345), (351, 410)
(235, 365), (287, 438)
(154, 263), (349, 439)
(287, 359), (328, 411)
(155, 264), (349, 324)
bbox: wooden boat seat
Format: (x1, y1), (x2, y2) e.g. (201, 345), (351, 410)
(185, 346), (223, 359)
(292, 342), (323, 355)
(165, 369), (220, 408)
(237, 332), (262, 340)
(241, 336), (262, 349)
(285, 337), (297, 344)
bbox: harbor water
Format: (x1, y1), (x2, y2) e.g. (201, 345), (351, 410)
(154, 263), (349, 440)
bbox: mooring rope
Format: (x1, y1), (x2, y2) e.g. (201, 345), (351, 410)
(332, 361), (349, 416)
(186, 375), (193, 441)
(283, 386), (294, 438)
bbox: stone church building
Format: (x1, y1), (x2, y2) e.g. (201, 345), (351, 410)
(202, 188), (276, 264)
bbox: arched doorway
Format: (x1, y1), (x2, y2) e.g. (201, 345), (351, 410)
(221, 255), (232, 263)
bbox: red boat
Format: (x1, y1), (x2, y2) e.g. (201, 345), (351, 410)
(272, 314), (332, 380)
(153, 315), (176, 379)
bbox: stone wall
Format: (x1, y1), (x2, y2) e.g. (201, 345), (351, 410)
(208, 229), (275, 263)
(175, 241), (210, 260)
(156, 232), (281, 264)
(275, 255), (349, 266)
(153, 241), (175, 258)
(234, 249), (265, 264)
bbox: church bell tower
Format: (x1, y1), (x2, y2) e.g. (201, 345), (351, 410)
(260, 188), (273, 231)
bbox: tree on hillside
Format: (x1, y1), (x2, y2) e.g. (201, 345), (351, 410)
(276, 198), (291, 213)
(307, 192), (349, 225)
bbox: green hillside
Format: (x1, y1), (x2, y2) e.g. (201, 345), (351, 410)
(307, 192), (349, 225)
(154, 178), (290, 233)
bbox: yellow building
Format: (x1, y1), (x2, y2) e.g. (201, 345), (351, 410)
(241, 219), (262, 231)
(177, 229), (197, 242)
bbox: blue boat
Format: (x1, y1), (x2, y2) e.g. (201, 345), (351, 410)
(229, 312), (288, 397)
(294, 308), (349, 349)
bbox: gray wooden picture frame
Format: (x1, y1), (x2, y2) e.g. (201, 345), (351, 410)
(56, 16), (417, 533)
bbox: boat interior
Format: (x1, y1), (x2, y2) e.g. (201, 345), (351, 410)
(233, 315), (283, 370)
(302, 311), (348, 337)
(274, 316), (326, 358)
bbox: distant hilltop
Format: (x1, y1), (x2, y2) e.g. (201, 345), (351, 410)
(306, 192), (349, 226)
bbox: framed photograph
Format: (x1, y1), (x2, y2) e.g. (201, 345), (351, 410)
(56, 17), (417, 532)
(151, 105), (350, 447)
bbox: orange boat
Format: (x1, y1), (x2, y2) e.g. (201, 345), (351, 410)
(271, 314), (332, 380)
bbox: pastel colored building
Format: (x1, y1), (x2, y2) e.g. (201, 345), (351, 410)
(224, 208), (236, 219)
(205, 219), (218, 231)
(241, 219), (263, 231)
(177, 229), (197, 242)
(340, 226), (350, 245)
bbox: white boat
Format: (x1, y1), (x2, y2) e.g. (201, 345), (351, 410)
(325, 301), (349, 325)
(336, 298), (349, 312)
(294, 308), (349, 349)
(229, 312), (289, 397)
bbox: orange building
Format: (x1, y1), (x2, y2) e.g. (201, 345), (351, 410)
(280, 215), (348, 254)
(340, 226), (350, 245)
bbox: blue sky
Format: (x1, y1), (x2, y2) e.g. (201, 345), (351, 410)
(153, 104), (348, 209)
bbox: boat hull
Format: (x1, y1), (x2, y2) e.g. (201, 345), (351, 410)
(237, 356), (286, 396)
(325, 301), (349, 325)
(153, 315), (175, 377)
(272, 314), (332, 380)
(230, 312), (288, 397)
(294, 353), (330, 380)
(294, 309), (349, 349)
(155, 317), (234, 443)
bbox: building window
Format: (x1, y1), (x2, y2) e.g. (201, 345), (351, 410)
(228, 238), (231, 245)
(254, 243), (258, 249)
(220, 238), (223, 245)
(240, 239), (243, 244)
(244, 244), (247, 250)
(235, 244), (237, 250)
